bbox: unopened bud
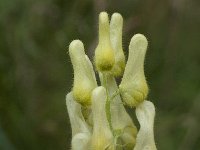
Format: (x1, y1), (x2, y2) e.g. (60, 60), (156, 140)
(110, 13), (125, 76)
(134, 100), (157, 150)
(69, 40), (97, 106)
(119, 34), (149, 107)
(95, 12), (115, 72)
(91, 86), (114, 150)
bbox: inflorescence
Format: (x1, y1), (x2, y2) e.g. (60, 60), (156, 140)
(66, 11), (157, 150)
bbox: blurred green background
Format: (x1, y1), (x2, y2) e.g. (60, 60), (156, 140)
(0, 0), (200, 149)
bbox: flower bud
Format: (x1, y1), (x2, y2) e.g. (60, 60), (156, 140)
(66, 92), (91, 150)
(134, 100), (157, 150)
(91, 86), (114, 150)
(119, 34), (149, 107)
(110, 13), (125, 76)
(95, 12), (115, 72)
(69, 40), (97, 106)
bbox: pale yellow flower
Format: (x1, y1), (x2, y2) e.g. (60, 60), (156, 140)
(66, 11), (157, 150)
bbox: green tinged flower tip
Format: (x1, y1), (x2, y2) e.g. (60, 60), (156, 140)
(95, 12), (115, 72)
(110, 13), (125, 76)
(119, 34), (149, 107)
(69, 40), (97, 106)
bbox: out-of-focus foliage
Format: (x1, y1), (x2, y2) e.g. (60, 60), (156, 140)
(0, 0), (200, 150)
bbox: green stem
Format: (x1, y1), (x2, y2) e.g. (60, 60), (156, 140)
(102, 74), (120, 138)
(110, 89), (120, 101)
(103, 73), (114, 134)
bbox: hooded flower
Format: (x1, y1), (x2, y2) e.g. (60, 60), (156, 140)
(66, 11), (157, 150)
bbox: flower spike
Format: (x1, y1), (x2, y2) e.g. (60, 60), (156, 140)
(66, 12), (157, 150)
(69, 40), (97, 106)
(119, 34), (149, 107)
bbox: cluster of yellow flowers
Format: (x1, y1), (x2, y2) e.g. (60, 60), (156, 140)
(66, 12), (157, 150)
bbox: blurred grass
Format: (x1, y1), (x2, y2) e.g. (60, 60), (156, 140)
(0, 0), (200, 149)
